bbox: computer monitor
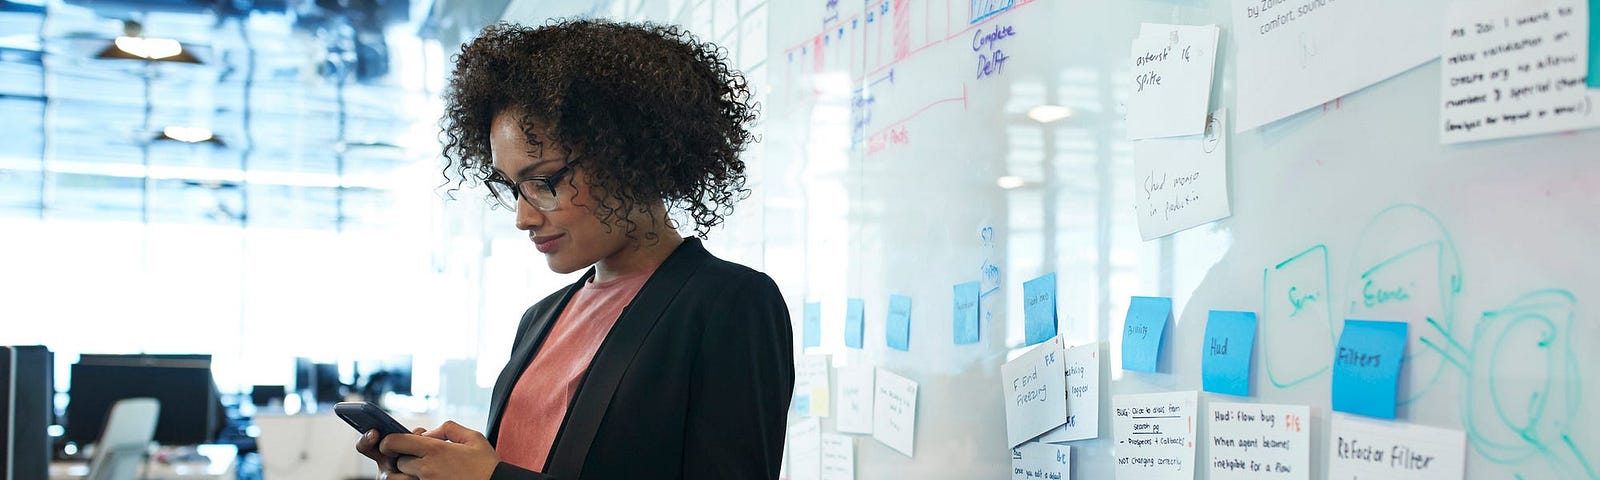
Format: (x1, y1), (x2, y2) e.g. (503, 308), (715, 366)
(356, 355), (412, 397)
(64, 354), (223, 446)
(249, 385), (287, 407)
(2, 346), (53, 480)
(313, 363), (344, 404)
(292, 357), (314, 394)
(292, 357), (346, 405)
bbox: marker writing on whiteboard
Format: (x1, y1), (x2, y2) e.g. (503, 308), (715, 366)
(973, 23), (1015, 79)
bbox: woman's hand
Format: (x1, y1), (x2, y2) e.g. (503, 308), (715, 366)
(356, 427), (428, 480)
(378, 421), (502, 480)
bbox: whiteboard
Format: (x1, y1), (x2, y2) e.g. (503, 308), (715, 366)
(501, 0), (1600, 478)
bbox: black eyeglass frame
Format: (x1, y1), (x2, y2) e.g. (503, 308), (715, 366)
(486, 160), (576, 211)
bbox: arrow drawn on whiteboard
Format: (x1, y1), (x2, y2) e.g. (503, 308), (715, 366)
(870, 68), (895, 88)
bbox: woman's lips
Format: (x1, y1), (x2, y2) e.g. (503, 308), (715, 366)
(532, 233), (564, 253)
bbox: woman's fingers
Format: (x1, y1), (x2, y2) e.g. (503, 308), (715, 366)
(355, 430), (384, 461)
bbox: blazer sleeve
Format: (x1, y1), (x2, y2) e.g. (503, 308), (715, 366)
(488, 462), (557, 480)
(681, 272), (797, 479)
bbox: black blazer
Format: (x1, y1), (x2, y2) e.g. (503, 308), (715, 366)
(485, 238), (795, 479)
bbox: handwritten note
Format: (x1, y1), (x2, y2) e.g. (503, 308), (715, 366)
(873, 368), (918, 457)
(1002, 336), (1068, 446)
(1202, 310), (1258, 397)
(1023, 273), (1058, 346)
(1127, 23), (1220, 139)
(1133, 109), (1230, 241)
(1332, 320), (1407, 419)
(1441, 0), (1599, 143)
(834, 365), (874, 434)
(788, 417), (822, 480)
(1327, 414), (1466, 480)
(820, 433), (855, 480)
(1122, 296), (1172, 373)
(845, 298), (864, 349)
(954, 281), (981, 344)
(973, 22), (1016, 80)
(1113, 391), (1198, 479)
(886, 294), (912, 351)
(794, 355), (831, 418)
(1040, 341), (1102, 443)
(1012, 443), (1071, 480)
(1208, 402), (1311, 480)
(1232, 0), (1440, 131)
(804, 302), (822, 348)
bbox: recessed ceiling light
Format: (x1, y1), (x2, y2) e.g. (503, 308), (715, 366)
(996, 176), (1026, 189)
(113, 36), (184, 60)
(1027, 105), (1073, 124)
(159, 126), (217, 144)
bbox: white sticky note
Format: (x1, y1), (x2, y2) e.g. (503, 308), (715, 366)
(1113, 391), (1198, 479)
(1327, 414), (1466, 480)
(794, 355), (831, 417)
(835, 365), (875, 434)
(1040, 341), (1102, 443)
(872, 368), (918, 457)
(1232, 0), (1442, 131)
(1012, 442), (1072, 480)
(1002, 336), (1069, 447)
(1133, 109), (1231, 241)
(1208, 403), (1312, 480)
(787, 417), (822, 480)
(1441, 0), (1599, 143)
(820, 433), (855, 480)
(1127, 23), (1221, 140)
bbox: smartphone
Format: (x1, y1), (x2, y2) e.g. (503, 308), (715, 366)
(334, 402), (411, 438)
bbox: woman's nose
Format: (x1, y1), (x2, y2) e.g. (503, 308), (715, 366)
(515, 199), (544, 231)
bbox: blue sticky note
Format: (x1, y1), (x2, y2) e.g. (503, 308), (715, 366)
(1022, 273), (1058, 346)
(1332, 319), (1408, 419)
(1121, 296), (1172, 373)
(953, 281), (981, 344)
(803, 302), (821, 348)
(886, 295), (912, 351)
(1202, 310), (1258, 396)
(845, 298), (865, 349)
(793, 393), (812, 416)
(1590, 2), (1599, 88)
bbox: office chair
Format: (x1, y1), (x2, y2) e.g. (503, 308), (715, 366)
(87, 398), (160, 480)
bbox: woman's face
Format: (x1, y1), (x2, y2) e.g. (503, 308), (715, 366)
(489, 111), (630, 274)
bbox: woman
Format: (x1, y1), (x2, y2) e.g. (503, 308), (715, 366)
(356, 20), (794, 479)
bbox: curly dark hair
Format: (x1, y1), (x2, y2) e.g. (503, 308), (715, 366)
(440, 19), (757, 238)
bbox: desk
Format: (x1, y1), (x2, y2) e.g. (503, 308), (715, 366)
(50, 445), (237, 480)
(254, 412), (440, 480)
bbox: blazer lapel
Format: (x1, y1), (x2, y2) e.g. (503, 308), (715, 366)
(544, 238), (709, 478)
(485, 271), (590, 445)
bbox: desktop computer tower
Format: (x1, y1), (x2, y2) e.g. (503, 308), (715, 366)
(2, 345), (52, 480)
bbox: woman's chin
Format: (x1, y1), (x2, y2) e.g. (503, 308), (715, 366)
(544, 254), (590, 275)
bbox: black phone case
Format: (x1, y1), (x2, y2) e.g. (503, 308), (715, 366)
(334, 402), (410, 437)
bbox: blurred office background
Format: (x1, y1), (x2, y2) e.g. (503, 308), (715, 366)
(0, 0), (774, 478)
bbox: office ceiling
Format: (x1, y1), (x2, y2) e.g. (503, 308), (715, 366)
(0, 0), (507, 227)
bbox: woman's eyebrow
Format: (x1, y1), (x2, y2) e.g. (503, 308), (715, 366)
(515, 159), (562, 178)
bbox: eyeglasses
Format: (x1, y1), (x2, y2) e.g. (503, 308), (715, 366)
(485, 161), (575, 211)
